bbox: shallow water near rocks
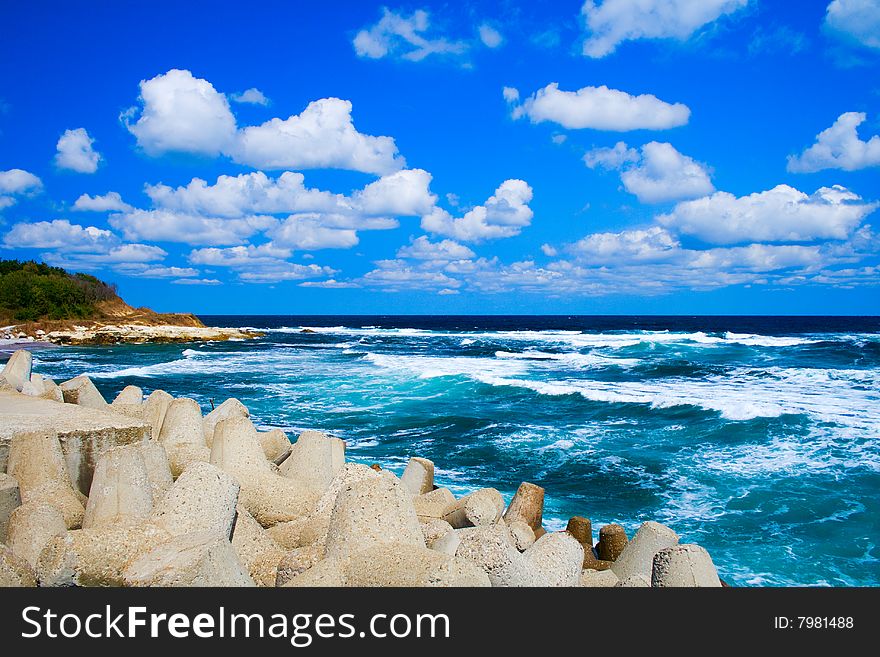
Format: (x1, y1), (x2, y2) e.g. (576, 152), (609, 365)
(25, 315), (880, 587)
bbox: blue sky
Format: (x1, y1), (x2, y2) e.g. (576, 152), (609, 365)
(1, 0), (878, 315)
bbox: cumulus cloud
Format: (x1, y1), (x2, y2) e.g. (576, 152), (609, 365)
(421, 179), (534, 242)
(232, 98), (404, 175)
(396, 236), (476, 260)
(189, 243), (335, 283)
(585, 141), (714, 203)
(54, 128), (101, 173)
(479, 24), (503, 48)
(787, 112), (880, 173)
(509, 83), (690, 131)
(3, 219), (118, 252)
(581, 0), (749, 58)
(42, 244), (168, 269)
(239, 262), (336, 283)
(173, 278), (222, 285)
(360, 259), (461, 291)
(73, 191), (133, 212)
(122, 69), (237, 157)
(109, 209), (276, 246)
(267, 214), (360, 250)
(0, 168), (42, 208)
(230, 88), (270, 105)
(298, 279), (361, 289)
(658, 184), (878, 244)
(570, 226), (681, 263)
(353, 8), (469, 61)
(352, 168), (436, 215)
(825, 0), (880, 49)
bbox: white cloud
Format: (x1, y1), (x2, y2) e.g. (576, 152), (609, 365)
(230, 88), (269, 105)
(122, 69), (237, 156)
(825, 0), (880, 49)
(421, 179), (534, 242)
(116, 264), (199, 278)
(396, 236), (476, 260)
(510, 83), (690, 131)
(360, 259), (461, 290)
(232, 97), (404, 175)
(658, 184), (878, 244)
(0, 169), (42, 208)
(570, 226), (681, 263)
(3, 219), (117, 252)
(586, 141), (714, 203)
(43, 243), (167, 267)
(54, 128), (101, 173)
(541, 243), (558, 256)
(109, 209), (276, 246)
(502, 86), (520, 104)
(479, 24), (503, 48)
(268, 214), (360, 250)
(353, 8), (468, 61)
(298, 279), (361, 289)
(239, 262), (335, 283)
(173, 278), (221, 286)
(352, 168), (436, 215)
(73, 191), (133, 212)
(787, 112), (880, 173)
(189, 243), (292, 267)
(581, 0), (749, 58)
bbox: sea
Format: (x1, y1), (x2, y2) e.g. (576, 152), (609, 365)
(24, 315), (880, 587)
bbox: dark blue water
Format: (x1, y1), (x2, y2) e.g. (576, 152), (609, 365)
(26, 316), (880, 586)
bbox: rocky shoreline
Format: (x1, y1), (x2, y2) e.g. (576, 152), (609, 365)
(2, 323), (262, 346)
(1, 347), (725, 588)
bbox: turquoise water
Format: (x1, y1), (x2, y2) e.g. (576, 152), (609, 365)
(23, 316), (880, 586)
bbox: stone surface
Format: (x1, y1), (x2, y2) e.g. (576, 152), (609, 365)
(122, 531), (255, 587)
(580, 569), (620, 587)
(158, 398), (210, 477)
(523, 531), (584, 587)
(267, 514), (331, 550)
(7, 431), (85, 529)
(274, 544), (325, 586)
(503, 482), (544, 531)
(83, 445), (154, 529)
(143, 390), (173, 441)
(59, 375), (108, 409)
(651, 544), (722, 587)
(280, 430), (345, 495)
(7, 501), (66, 568)
(598, 523), (629, 562)
(506, 519), (536, 552)
(615, 574), (651, 587)
(132, 440), (173, 502)
(346, 543), (490, 587)
(0, 472), (21, 543)
(203, 398), (249, 447)
(611, 521), (679, 583)
(455, 524), (543, 587)
(112, 385), (143, 406)
(0, 391), (150, 493)
(443, 488), (504, 529)
(1, 349), (33, 392)
(281, 557), (347, 587)
(231, 506), (287, 587)
(324, 474), (424, 560)
(413, 487), (455, 520)
(0, 544), (36, 587)
(400, 457), (434, 496)
(150, 461), (240, 540)
(421, 518), (454, 549)
(259, 428), (292, 465)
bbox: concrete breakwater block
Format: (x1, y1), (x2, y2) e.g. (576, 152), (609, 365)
(83, 445), (154, 529)
(112, 385), (143, 406)
(143, 390), (173, 441)
(231, 506), (287, 587)
(259, 428), (292, 465)
(580, 569), (620, 587)
(652, 544), (722, 587)
(150, 461), (240, 540)
(443, 488), (504, 528)
(325, 474), (424, 560)
(6, 501), (66, 568)
(611, 521), (679, 582)
(132, 441), (173, 502)
(598, 523), (629, 562)
(274, 544), (325, 586)
(1, 545), (36, 587)
(7, 431), (86, 529)
(523, 531), (584, 587)
(413, 487), (455, 520)
(454, 524), (545, 586)
(123, 531), (255, 587)
(281, 557), (347, 587)
(1, 349), (32, 392)
(0, 472), (21, 543)
(0, 391), (150, 494)
(345, 543), (490, 587)
(506, 519), (536, 551)
(158, 398), (211, 477)
(280, 430), (345, 495)
(503, 481), (544, 531)
(59, 376), (107, 409)
(400, 457), (434, 496)
(203, 398), (249, 447)
(210, 416), (319, 527)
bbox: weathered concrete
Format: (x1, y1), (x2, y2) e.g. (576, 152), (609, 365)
(345, 543), (491, 587)
(274, 544), (325, 586)
(598, 523), (629, 562)
(157, 398), (210, 477)
(22, 373), (46, 397)
(150, 461), (240, 540)
(324, 474), (424, 560)
(615, 574), (651, 587)
(280, 430), (345, 495)
(131, 440), (173, 502)
(1, 349), (32, 392)
(59, 375), (108, 409)
(443, 488), (504, 529)
(0, 391), (150, 494)
(1, 544), (36, 587)
(611, 521), (679, 583)
(39, 378), (64, 403)
(122, 531), (255, 587)
(83, 445), (154, 529)
(112, 385), (143, 406)
(413, 487), (455, 521)
(503, 482), (544, 531)
(523, 531), (584, 587)
(203, 398), (249, 447)
(210, 416), (319, 527)
(7, 431), (85, 529)
(267, 514), (331, 550)
(580, 569), (620, 587)
(400, 457), (434, 496)
(231, 506), (287, 587)
(0, 472), (20, 543)
(143, 390), (173, 441)
(281, 557), (347, 587)
(421, 518), (454, 549)
(506, 519), (536, 552)
(455, 524), (545, 587)
(652, 544), (722, 587)
(6, 501), (66, 568)
(259, 428), (292, 465)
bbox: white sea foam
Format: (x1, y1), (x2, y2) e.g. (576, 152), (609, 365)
(362, 352), (528, 379)
(494, 349), (639, 368)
